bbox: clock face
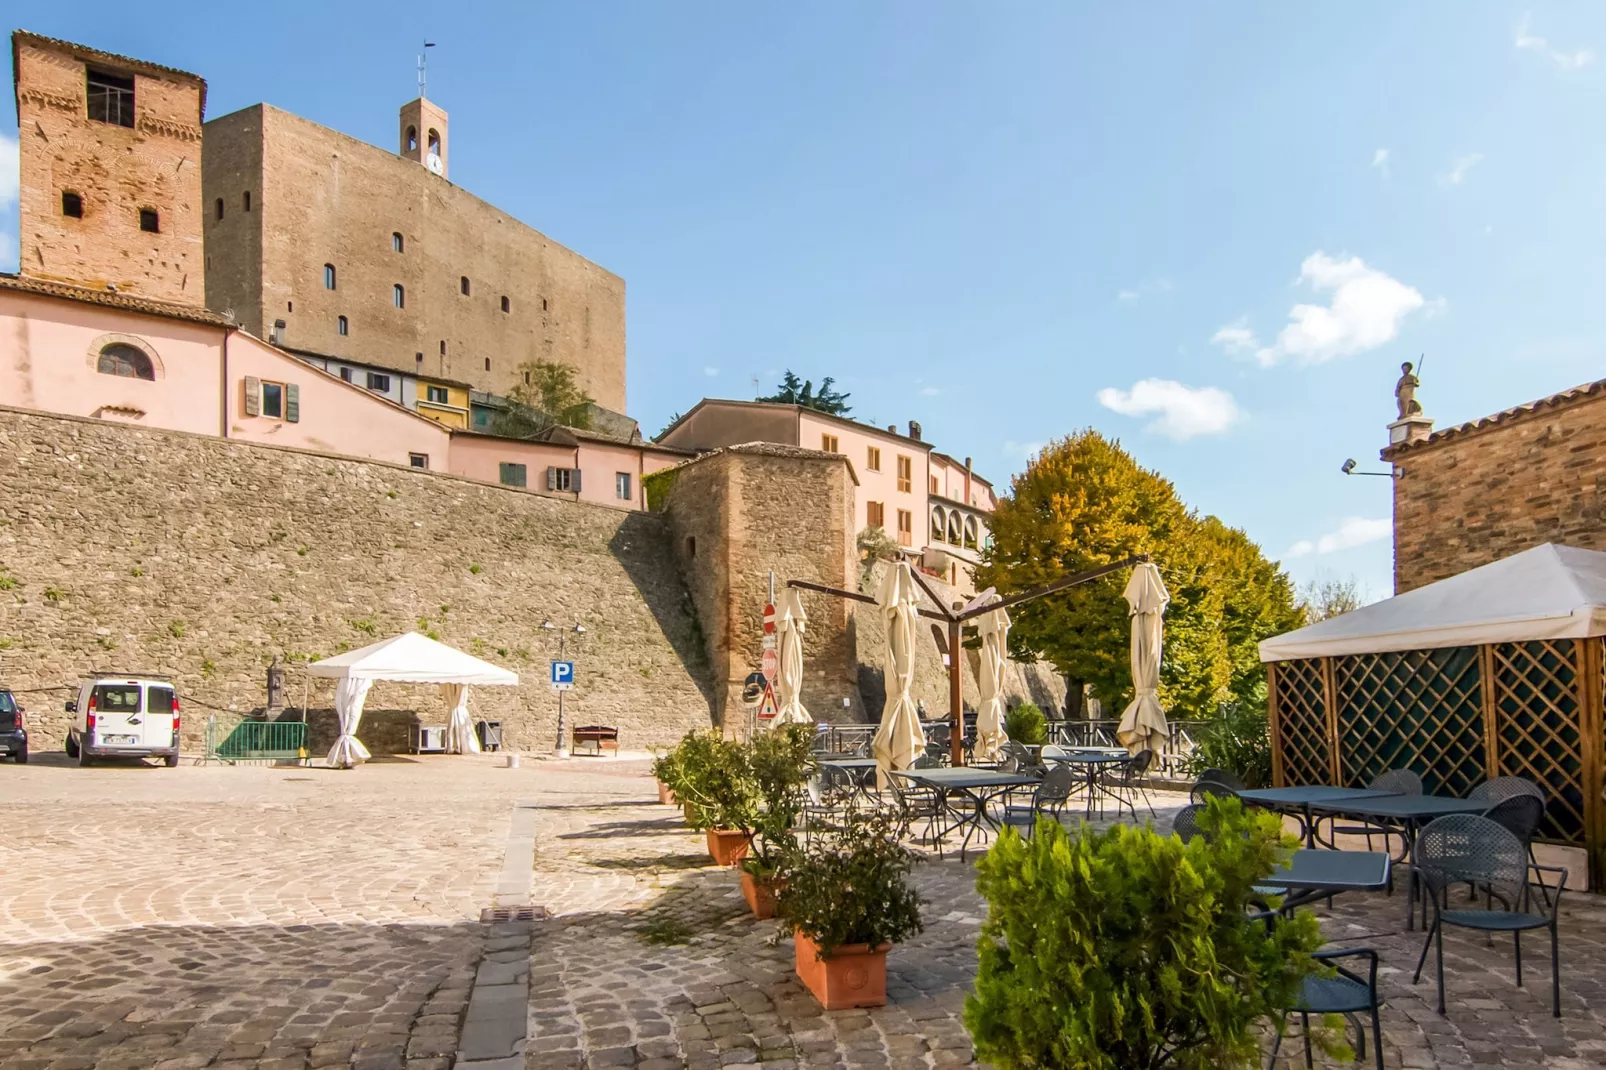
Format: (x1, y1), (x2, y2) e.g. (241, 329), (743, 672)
(427, 153), (442, 175)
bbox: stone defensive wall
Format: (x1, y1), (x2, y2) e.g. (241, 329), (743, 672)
(0, 405), (714, 755)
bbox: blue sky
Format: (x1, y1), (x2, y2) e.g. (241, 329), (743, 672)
(5, 4), (1606, 601)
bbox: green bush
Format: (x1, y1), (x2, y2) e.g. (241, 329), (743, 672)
(776, 809), (923, 955)
(743, 725), (816, 875)
(653, 732), (753, 831)
(1185, 685), (1273, 789)
(965, 798), (1324, 1070)
(1003, 701), (1047, 745)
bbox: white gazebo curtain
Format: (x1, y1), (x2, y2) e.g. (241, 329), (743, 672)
(443, 683), (481, 754)
(1115, 563), (1170, 756)
(772, 587), (812, 726)
(973, 599), (1011, 764)
(871, 562), (926, 786)
(328, 676), (373, 769)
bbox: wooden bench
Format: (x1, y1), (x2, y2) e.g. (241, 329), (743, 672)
(572, 724), (619, 756)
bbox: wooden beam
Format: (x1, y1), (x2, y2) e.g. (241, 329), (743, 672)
(1576, 638), (1605, 892)
(954, 555), (1149, 622)
(907, 567), (958, 621)
(1266, 662), (1286, 788)
(785, 578), (950, 622)
(1321, 656), (1343, 785)
(949, 619), (964, 766)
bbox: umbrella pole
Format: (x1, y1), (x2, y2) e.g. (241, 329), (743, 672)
(949, 619), (964, 767)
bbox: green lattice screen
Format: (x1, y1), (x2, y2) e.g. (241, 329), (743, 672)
(1491, 640), (1585, 844)
(1334, 646), (1485, 796)
(1272, 658), (1330, 786)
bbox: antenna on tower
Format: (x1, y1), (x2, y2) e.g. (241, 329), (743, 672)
(417, 41), (437, 99)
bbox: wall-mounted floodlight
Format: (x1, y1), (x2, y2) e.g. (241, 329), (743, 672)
(1341, 458), (1399, 478)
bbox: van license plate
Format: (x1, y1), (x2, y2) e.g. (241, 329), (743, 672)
(103, 734), (138, 745)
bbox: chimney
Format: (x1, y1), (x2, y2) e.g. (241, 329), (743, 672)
(963, 457), (972, 506)
(907, 420), (922, 441)
(887, 424), (897, 433)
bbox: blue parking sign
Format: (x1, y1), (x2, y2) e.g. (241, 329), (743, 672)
(550, 660), (575, 691)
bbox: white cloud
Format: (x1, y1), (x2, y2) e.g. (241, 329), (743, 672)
(1116, 278), (1174, 306)
(1117, 289), (1139, 303)
(1371, 148), (1390, 177)
(1284, 516), (1392, 559)
(702, 365), (719, 377)
(1214, 252), (1426, 367)
(1002, 439), (1044, 459)
(1516, 13), (1594, 70)
(920, 386), (940, 397)
(0, 133), (18, 206)
(1439, 153), (1484, 187)
(1096, 379), (1241, 441)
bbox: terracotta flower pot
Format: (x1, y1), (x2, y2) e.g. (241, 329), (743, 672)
(740, 868), (783, 919)
(681, 801), (697, 824)
(705, 828), (752, 867)
(793, 930), (889, 1010)
(657, 780), (676, 805)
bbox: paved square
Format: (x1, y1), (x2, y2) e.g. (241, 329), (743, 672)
(4, 753), (1606, 1069)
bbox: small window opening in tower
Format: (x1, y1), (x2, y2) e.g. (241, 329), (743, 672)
(484, 358), (491, 372)
(215, 198), (224, 220)
(460, 276), (471, 296)
(337, 315), (349, 336)
(61, 192), (83, 218)
(542, 297), (549, 311)
(324, 264), (337, 290)
(244, 191), (252, 211)
(501, 296), (510, 313)
(406, 126), (418, 152)
(86, 69), (134, 127)
(440, 340), (447, 355)
(392, 232), (404, 253)
(139, 209), (160, 233)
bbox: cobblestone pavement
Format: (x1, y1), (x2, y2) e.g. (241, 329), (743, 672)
(6, 754), (1606, 1069)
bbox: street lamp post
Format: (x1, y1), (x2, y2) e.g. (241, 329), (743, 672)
(543, 620), (585, 758)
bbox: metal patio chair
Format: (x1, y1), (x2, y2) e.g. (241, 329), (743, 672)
(1001, 763), (1076, 837)
(1196, 767), (1246, 792)
(1268, 948), (1385, 1070)
(1410, 814), (1568, 1017)
(1317, 768), (1423, 865)
(1479, 793), (1551, 908)
(1468, 776), (1545, 807)
(1172, 802), (1205, 843)
(1189, 778), (1241, 805)
(1100, 749), (1156, 820)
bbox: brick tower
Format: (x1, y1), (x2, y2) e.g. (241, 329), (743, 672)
(399, 97), (449, 180)
(11, 32), (207, 305)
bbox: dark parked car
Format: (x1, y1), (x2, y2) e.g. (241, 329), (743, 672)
(0, 688), (27, 763)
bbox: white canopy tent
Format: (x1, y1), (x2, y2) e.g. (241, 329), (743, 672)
(1259, 543), (1606, 663)
(307, 632), (519, 767)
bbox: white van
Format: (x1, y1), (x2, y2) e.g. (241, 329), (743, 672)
(64, 676), (181, 767)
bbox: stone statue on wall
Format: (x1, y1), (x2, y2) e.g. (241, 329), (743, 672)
(1395, 361), (1423, 420)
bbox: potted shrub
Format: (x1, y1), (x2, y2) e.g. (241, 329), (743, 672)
(777, 809), (923, 1009)
(738, 724), (815, 918)
(964, 799), (1326, 1069)
(649, 744), (682, 805)
(673, 732), (760, 866)
(1002, 701), (1047, 745)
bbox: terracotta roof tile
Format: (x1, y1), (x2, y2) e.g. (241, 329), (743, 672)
(0, 273), (234, 328)
(1385, 377), (1606, 457)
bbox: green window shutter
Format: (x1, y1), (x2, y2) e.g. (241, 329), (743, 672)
(285, 383), (300, 423)
(546, 466), (557, 491)
(244, 375), (261, 416)
(572, 468), (582, 494)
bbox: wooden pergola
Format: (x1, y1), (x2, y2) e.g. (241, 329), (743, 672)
(789, 554), (1147, 765)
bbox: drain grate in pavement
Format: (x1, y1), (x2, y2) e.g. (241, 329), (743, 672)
(480, 905), (549, 923)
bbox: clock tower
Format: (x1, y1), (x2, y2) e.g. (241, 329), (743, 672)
(399, 97), (448, 179)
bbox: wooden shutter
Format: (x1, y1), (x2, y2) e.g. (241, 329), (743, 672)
(572, 468), (582, 494)
(244, 375), (261, 416)
(285, 383), (300, 423)
(546, 467), (557, 491)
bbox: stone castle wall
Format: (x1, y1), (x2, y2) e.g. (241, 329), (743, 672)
(0, 406), (712, 755)
(201, 105), (627, 411)
(1387, 386), (1606, 593)
(15, 36), (206, 306)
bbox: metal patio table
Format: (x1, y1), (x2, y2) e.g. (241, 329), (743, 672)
(1305, 793), (1492, 929)
(1260, 849), (1392, 911)
(891, 767), (1041, 859)
(816, 758), (879, 803)
(1237, 786), (1401, 848)
(1044, 751), (1135, 818)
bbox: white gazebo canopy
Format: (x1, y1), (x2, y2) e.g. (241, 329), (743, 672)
(307, 632), (518, 766)
(1259, 543), (1606, 663)
(307, 632), (520, 684)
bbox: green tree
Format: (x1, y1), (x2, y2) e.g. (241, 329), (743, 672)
(492, 359), (594, 438)
(758, 370), (853, 415)
(975, 430), (1299, 716)
(965, 799), (1324, 1070)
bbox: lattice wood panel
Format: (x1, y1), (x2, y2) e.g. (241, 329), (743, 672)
(1492, 640), (1586, 844)
(1335, 646), (1484, 796)
(1271, 658), (1330, 786)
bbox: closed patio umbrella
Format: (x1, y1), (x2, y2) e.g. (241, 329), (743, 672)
(772, 587), (812, 725)
(872, 561), (926, 786)
(973, 598), (1011, 764)
(1116, 562), (1170, 757)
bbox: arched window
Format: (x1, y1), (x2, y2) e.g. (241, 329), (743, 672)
(392, 232), (404, 253)
(500, 295), (510, 313)
(946, 511), (962, 545)
(97, 343), (155, 380)
(337, 315), (349, 336)
(930, 508), (945, 542)
(324, 264), (337, 290)
(392, 284), (405, 308)
(215, 198), (224, 220)
(428, 130), (441, 156)
(963, 516), (979, 550)
(460, 276), (471, 296)
(406, 126), (418, 152)
(61, 191), (83, 218)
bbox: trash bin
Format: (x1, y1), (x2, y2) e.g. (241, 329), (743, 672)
(477, 720), (503, 752)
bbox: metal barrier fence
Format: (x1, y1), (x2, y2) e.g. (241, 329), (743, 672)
(813, 717), (1207, 777)
(205, 715), (309, 764)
